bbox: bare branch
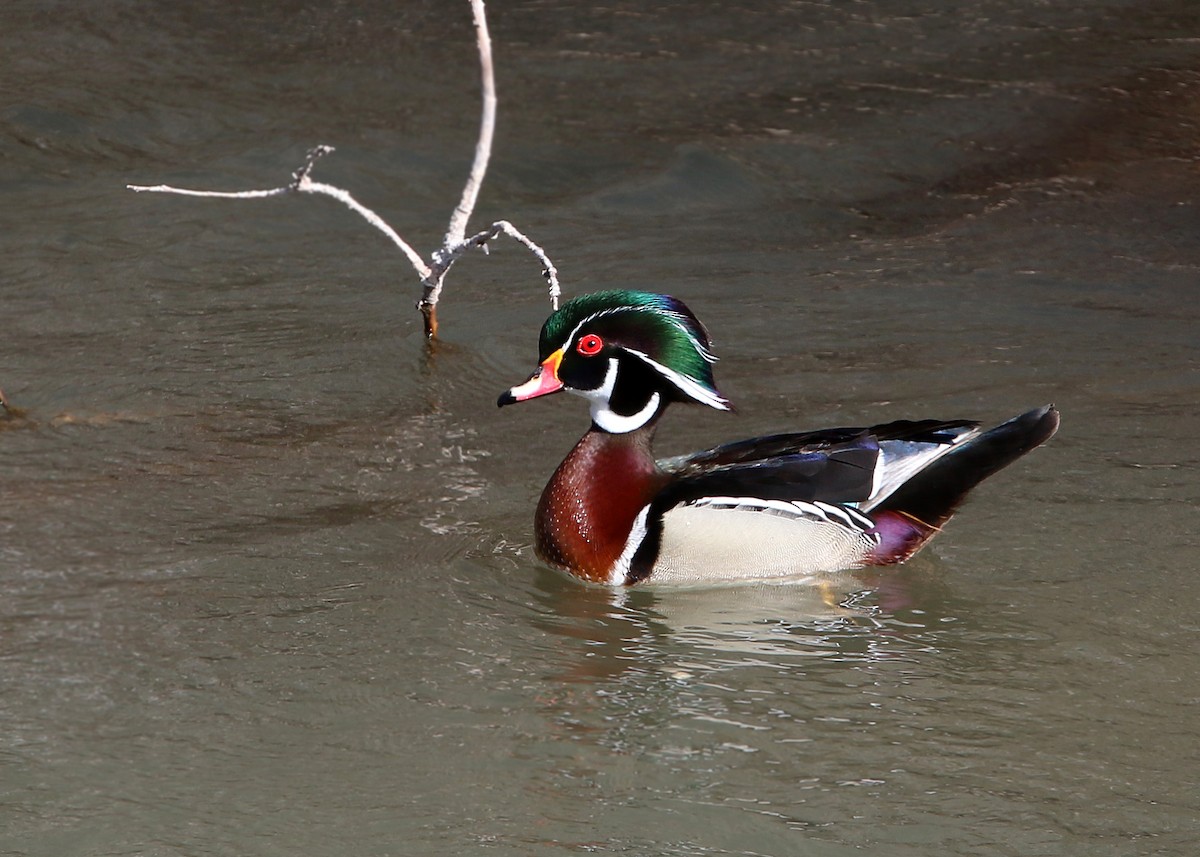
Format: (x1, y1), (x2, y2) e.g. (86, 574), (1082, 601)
(493, 221), (560, 310)
(477, 221), (561, 310)
(300, 181), (431, 278)
(127, 184), (289, 200)
(417, 0), (500, 333)
(444, 0), (497, 248)
(128, 0), (561, 340)
(291, 144), (334, 186)
(128, 148), (431, 279)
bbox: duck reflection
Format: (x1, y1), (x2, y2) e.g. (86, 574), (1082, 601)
(527, 562), (962, 685)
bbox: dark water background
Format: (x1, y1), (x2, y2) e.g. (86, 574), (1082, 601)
(2, 1), (1198, 855)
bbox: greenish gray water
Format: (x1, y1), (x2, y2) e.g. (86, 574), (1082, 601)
(2, 1), (1198, 855)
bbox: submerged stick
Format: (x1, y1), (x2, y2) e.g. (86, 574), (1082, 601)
(128, 0), (560, 339)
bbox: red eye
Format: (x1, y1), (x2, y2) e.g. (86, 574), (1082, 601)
(576, 333), (604, 357)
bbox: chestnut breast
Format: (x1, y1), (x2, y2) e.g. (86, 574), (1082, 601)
(535, 427), (668, 583)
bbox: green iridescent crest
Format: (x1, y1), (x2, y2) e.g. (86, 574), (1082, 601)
(539, 290), (730, 410)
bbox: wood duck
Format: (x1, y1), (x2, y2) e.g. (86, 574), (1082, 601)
(498, 290), (1060, 586)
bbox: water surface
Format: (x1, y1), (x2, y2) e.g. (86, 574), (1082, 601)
(2, 1), (1198, 855)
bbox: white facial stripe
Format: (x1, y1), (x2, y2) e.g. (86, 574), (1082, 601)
(557, 305), (718, 365)
(559, 309), (621, 354)
(625, 349), (730, 411)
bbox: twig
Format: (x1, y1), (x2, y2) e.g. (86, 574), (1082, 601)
(127, 0), (560, 339)
(129, 145), (432, 278)
(469, 220), (560, 309)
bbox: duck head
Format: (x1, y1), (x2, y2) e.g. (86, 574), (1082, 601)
(498, 290), (731, 433)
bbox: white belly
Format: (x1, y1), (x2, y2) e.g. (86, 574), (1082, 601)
(644, 504), (876, 585)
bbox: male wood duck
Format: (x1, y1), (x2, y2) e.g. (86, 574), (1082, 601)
(498, 290), (1059, 586)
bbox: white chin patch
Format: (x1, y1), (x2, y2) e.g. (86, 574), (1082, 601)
(575, 358), (661, 433)
(592, 392), (660, 433)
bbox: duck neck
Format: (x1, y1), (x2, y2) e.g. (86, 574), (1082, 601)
(535, 422), (668, 584)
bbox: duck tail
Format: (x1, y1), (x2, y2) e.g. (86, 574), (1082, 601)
(866, 405), (1060, 564)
